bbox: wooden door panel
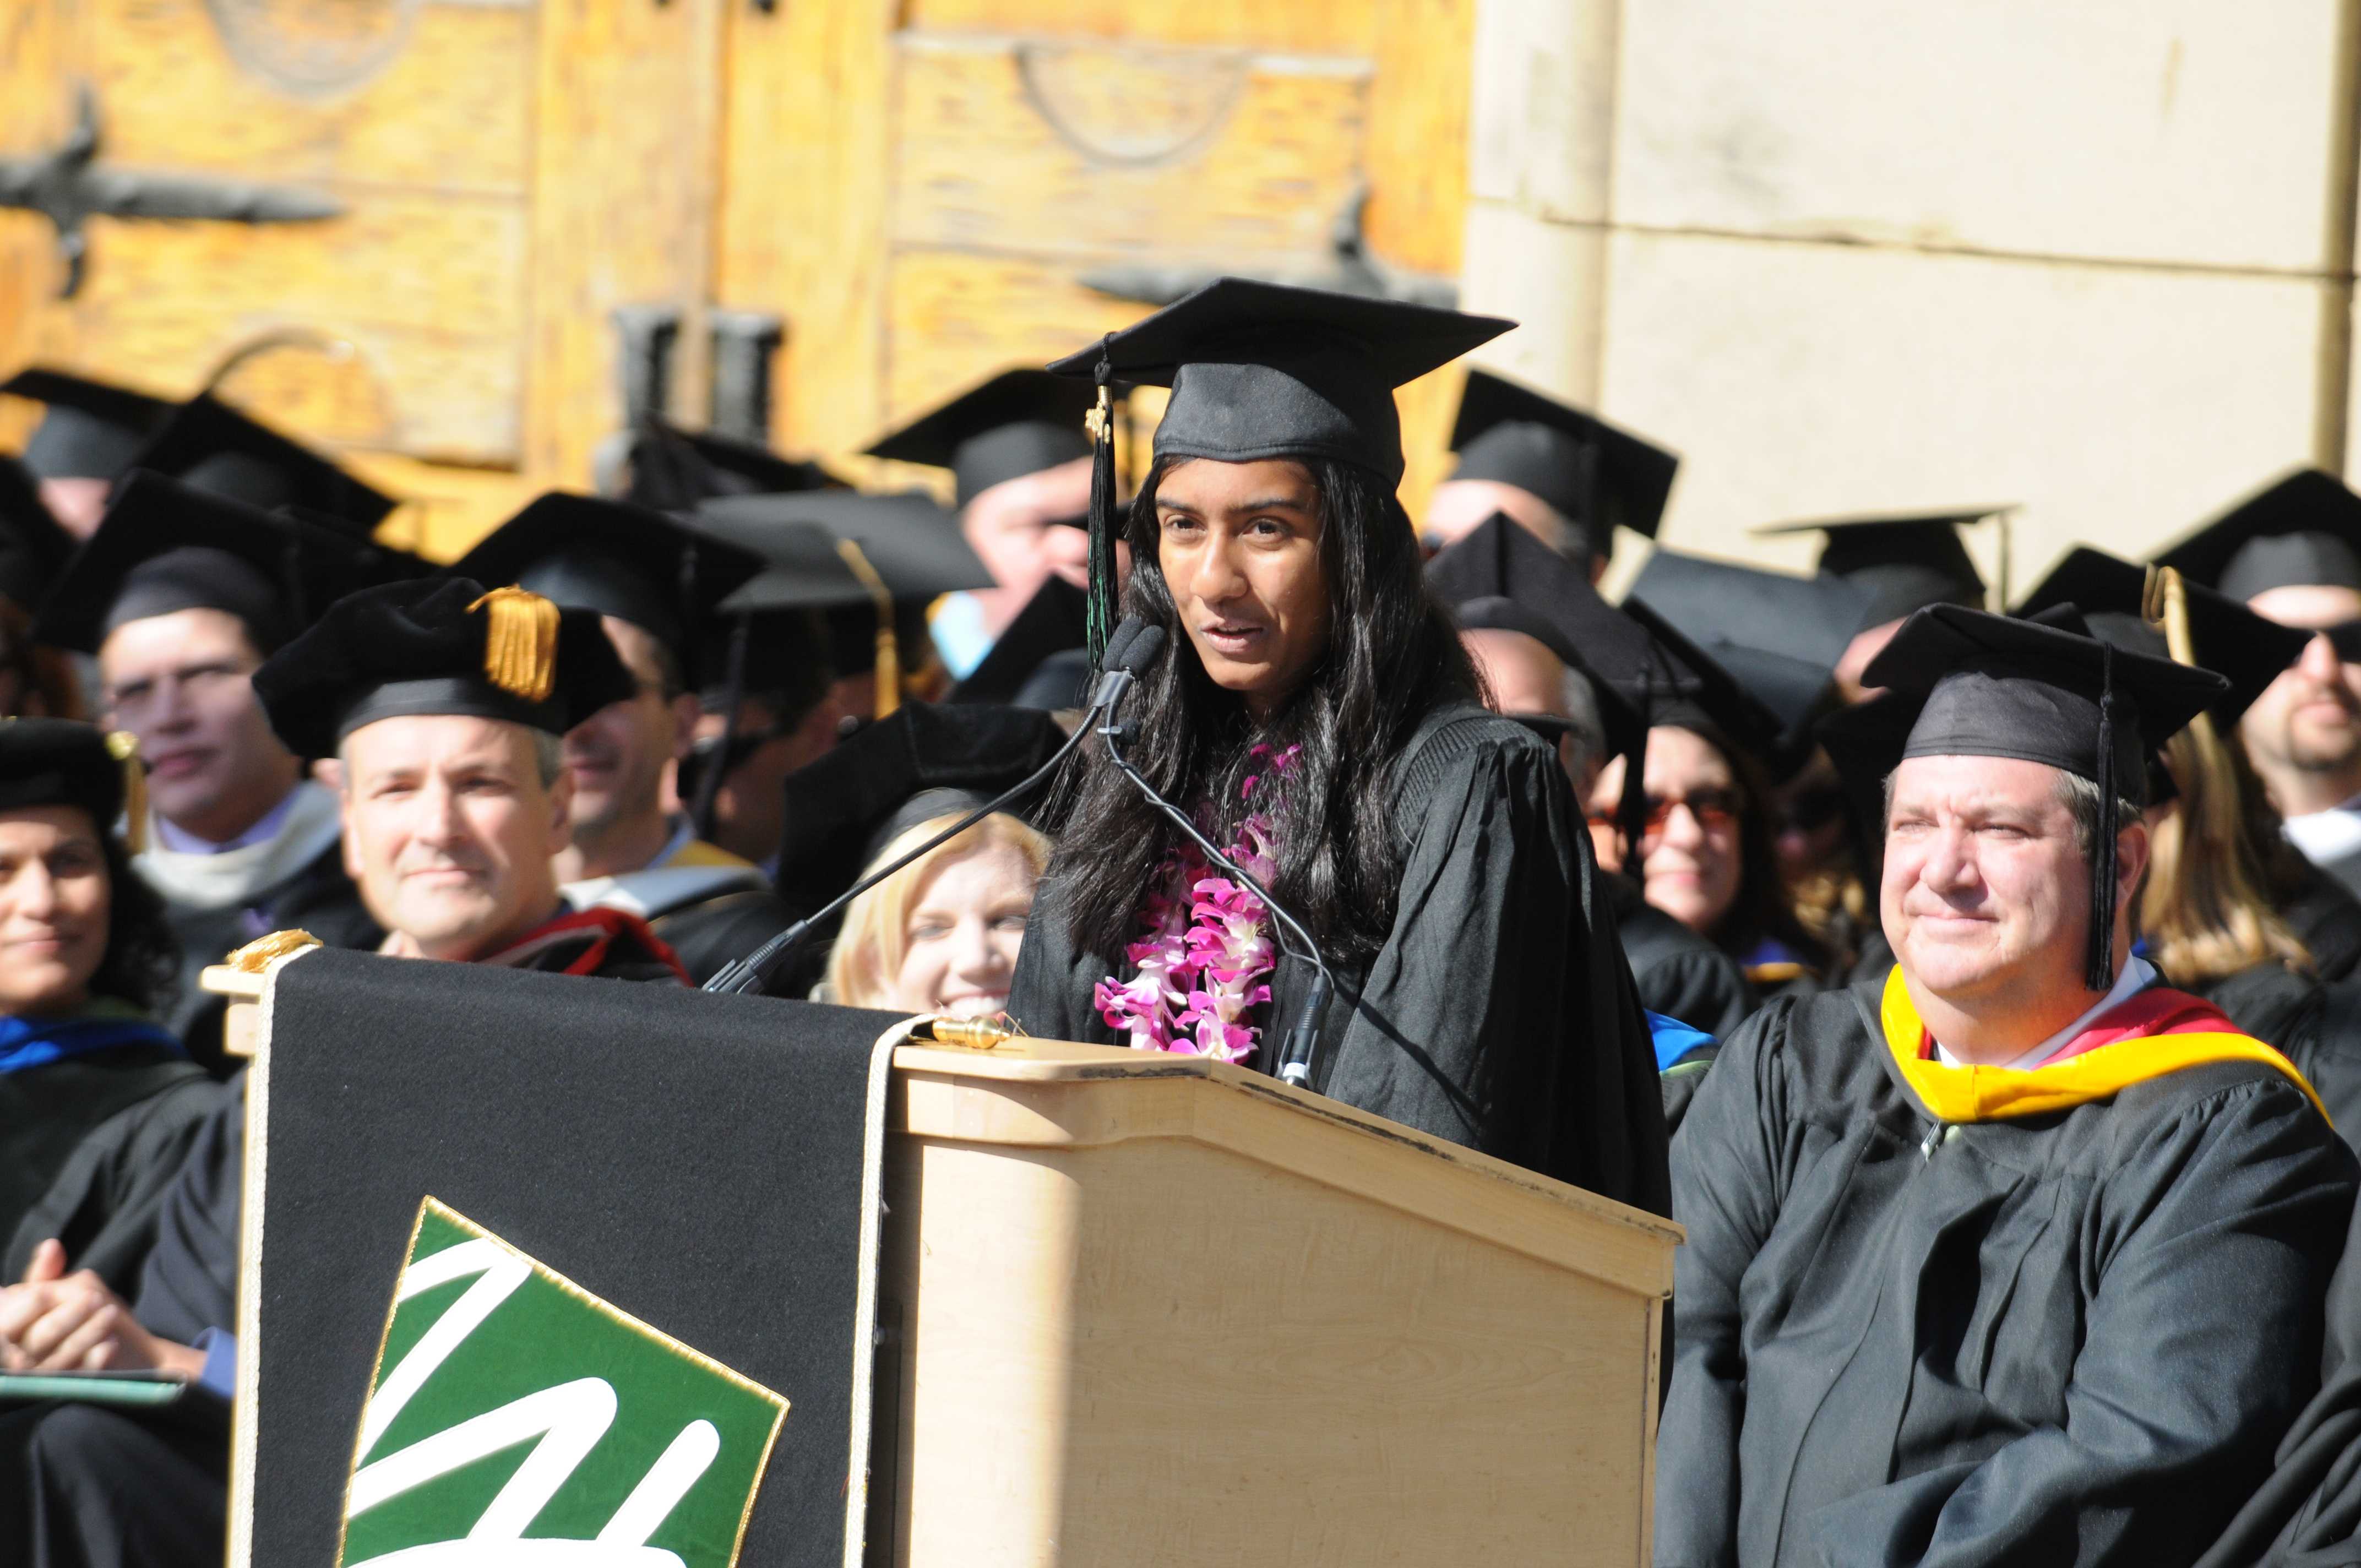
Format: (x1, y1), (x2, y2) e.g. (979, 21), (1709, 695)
(90, 0), (532, 195)
(894, 37), (1372, 265)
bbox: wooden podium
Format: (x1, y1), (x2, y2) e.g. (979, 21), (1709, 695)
(213, 967), (1680, 1566)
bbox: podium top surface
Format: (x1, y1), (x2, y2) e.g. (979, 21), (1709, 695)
(209, 956), (1682, 1299)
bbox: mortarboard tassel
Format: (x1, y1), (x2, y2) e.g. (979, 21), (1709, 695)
(690, 610), (752, 842)
(469, 587), (559, 703)
(2086, 638), (2120, 992)
(106, 729), (145, 856)
(1084, 340), (1119, 668)
(835, 538), (899, 720)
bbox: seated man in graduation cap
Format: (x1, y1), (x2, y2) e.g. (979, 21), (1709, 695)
(449, 492), (798, 982)
(1657, 603), (2357, 1568)
(2153, 469), (2361, 904)
(1421, 367), (1678, 584)
(864, 367), (1102, 679)
(1427, 514), (1758, 1043)
(0, 578), (683, 1568)
(36, 473), (390, 1069)
(0, 367), (173, 538)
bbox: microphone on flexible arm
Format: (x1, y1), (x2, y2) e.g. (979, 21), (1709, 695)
(1093, 632), (1338, 1087)
(702, 617), (1165, 997)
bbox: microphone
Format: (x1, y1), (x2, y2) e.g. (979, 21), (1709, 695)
(1092, 639), (1338, 1088)
(701, 617), (1162, 997)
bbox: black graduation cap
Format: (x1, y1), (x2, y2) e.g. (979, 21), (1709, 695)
(252, 578), (637, 760)
(947, 576), (1090, 709)
(622, 417), (847, 512)
(2152, 469), (2361, 600)
(1047, 276), (1514, 661)
(446, 492), (764, 682)
(1756, 507), (2001, 629)
(864, 369), (1099, 508)
(2, 368), (174, 482)
(0, 718), (137, 829)
(771, 700), (1067, 914)
(697, 491), (993, 606)
(1627, 548), (1871, 761)
(1446, 368), (1678, 555)
(119, 394), (395, 535)
(0, 454), (78, 611)
(2015, 546), (2311, 725)
(35, 472), (382, 655)
(1863, 603), (2227, 988)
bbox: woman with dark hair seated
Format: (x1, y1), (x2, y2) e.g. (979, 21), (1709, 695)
(1006, 280), (1666, 1210)
(0, 721), (217, 1295)
(1588, 711), (1834, 995)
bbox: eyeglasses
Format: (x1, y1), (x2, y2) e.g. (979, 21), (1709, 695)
(1587, 789), (1742, 839)
(2325, 620), (2361, 662)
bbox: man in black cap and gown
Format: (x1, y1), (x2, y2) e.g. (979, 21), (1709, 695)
(1657, 603), (2356, 1567)
(2154, 469), (2361, 904)
(865, 367), (1101, 680)
(0, 576), (683, 1568)
(0, 368), (173, 540)
(36, 475), (388, 1069)
(450, 492), (799, 982)
(1422, 367), (1678, 584)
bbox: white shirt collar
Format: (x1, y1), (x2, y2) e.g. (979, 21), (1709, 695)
(2283, 801), (2361, 868)
(1934, 955), (2158, 1071)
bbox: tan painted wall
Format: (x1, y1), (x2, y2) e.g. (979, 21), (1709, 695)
(1461, 0), (2361, 600)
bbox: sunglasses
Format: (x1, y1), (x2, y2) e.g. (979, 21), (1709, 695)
(2326, 620), (2361, 662)
(1587, 788), (1742, 839)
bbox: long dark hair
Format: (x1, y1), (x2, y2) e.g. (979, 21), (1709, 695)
(1042, 455), (1477, 967)
(91, 829), (178, 1014)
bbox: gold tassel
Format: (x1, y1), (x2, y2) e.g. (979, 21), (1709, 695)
(467, 587), (559, 704)
(835, 538), (900, 720)
(224, 929), (322, 973)
(104, 729), (146, 856)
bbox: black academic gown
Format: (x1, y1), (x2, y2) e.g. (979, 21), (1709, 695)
(2183, 964), (2361, 1153)
(2198, 1193), (2361, 1567)
(2288, 866), (2361, 986)
(0, 918), (686, 1568)
(0, 1043), (211, 1277)
(648, 888), (800, 986)
(2, 1070), (224, 1299)
(1610, 873), (1759, 1039)
(1008, 703), (1670, 1214)
(1658, 981), (2358, 1568)
(155, 839), (380, 1075)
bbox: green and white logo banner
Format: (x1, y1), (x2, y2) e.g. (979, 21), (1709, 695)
(336, 1198), (790, 1568)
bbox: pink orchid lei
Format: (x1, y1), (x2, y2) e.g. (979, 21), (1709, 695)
(1093, 744), (1298, 1064)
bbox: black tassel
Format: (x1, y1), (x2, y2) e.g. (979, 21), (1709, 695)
(688, 610), (750, 842)
(2087, 640), (2120, 992)
(1084, 339), (1119, 669)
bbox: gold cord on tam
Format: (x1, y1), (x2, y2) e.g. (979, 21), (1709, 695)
(467, 587), (559, 704)
(225, 929), (322, 972)
(105, 729), (146, 855)
(835, 538), (899, 720)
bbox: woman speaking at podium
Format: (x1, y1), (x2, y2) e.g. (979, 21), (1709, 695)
(1005, 280), (1668, 1213)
